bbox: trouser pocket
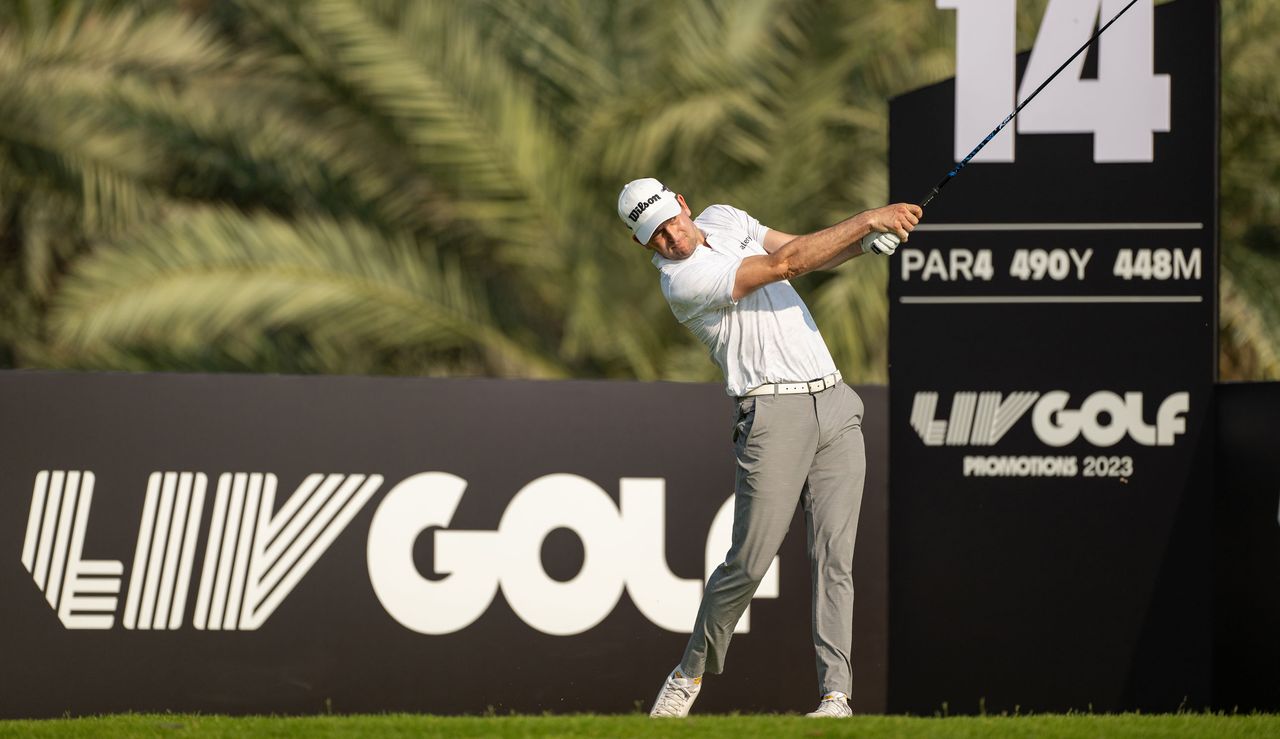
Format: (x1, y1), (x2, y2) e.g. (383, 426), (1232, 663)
(731, 397), (758, 445)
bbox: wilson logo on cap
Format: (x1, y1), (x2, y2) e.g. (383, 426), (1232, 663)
(628, 192), (664, 223)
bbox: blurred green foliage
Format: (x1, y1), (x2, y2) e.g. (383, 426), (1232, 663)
(0, 0), (1275, 382)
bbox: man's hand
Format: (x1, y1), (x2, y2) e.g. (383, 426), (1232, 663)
(867, 202), (922, 241)
(861, 202), (922, 256)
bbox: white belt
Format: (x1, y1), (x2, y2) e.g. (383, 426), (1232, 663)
(743, 371), (842, 398)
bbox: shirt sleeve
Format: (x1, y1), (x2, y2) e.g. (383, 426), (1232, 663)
(660, 251), (741, 323)
(736, 207), (770, 246)
(699, 204), (771, 248)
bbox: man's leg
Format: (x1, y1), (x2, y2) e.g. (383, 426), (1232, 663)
(803, 384), (866, 698)
(679, 394), (818, 678)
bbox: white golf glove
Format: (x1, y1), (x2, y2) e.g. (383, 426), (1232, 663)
(861, 231), (901, 256)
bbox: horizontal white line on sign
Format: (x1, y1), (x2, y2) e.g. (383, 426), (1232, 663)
(913, 223), (1204, 231)
(899, 295), (1204, 304)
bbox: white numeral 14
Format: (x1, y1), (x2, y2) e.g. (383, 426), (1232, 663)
(942, 0), (1170, 163)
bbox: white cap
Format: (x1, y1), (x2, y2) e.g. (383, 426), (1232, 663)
(617, 178), (681, 245)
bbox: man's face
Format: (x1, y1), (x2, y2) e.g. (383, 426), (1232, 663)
(636, 194), (702, 260)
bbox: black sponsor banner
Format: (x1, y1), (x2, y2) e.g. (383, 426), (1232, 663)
(1214, 382), (1280, 712)
(888, 0), (1216, 713)
(0, 371), (886, 718)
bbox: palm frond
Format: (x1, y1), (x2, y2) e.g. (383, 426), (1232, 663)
(1220, 264), (1280, 381)
(1219, 0), (1280, 380)
(48, 207), (567, 377)
(242, 0), (577, 256)
(0, 6), (237, 239)
(6, 4), (232, 79)
(0, 69), (168, 232)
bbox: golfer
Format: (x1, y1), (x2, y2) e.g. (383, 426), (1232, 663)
(617, 178), (920, 718)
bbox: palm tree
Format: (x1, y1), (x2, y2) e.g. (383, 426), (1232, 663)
(1219, 0), (1280, 379)
(0, 0), (1277, 382)
(4, 0), (573, 376)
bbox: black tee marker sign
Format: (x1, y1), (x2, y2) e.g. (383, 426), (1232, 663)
(887, 0), (1216, 714)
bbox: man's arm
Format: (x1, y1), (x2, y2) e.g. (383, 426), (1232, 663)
(763, 229), (861, 270)
(734, 203), (921, 301)
(761, 229), (798, 254)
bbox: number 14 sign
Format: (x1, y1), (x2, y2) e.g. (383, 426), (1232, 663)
(942, 0), (1170, 163)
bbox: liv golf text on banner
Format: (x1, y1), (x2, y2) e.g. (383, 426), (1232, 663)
(0, 372), (887, 718)
(888, 0), (1216, 713)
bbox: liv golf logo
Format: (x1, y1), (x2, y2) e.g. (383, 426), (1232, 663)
(909, 390), (1191, 479)
(20, 471), (775, 634)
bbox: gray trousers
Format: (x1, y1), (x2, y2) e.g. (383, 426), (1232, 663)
(679, 382), (866, 697)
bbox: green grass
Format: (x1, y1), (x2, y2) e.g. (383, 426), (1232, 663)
(1, 713), (1279, 738)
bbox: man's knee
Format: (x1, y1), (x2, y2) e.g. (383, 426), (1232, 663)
(725, 555), (773, 585)
(816, 558), (854, 581)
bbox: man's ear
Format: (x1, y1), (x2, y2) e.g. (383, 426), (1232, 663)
(632, 235), (652, 250)
(676, 193), (692, 217)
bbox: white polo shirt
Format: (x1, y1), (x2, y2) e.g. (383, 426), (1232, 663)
(653, 204), (838, 397)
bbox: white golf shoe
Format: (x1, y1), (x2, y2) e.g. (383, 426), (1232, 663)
(648, 668), (702, 717)
(806, 692), (853, 718)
